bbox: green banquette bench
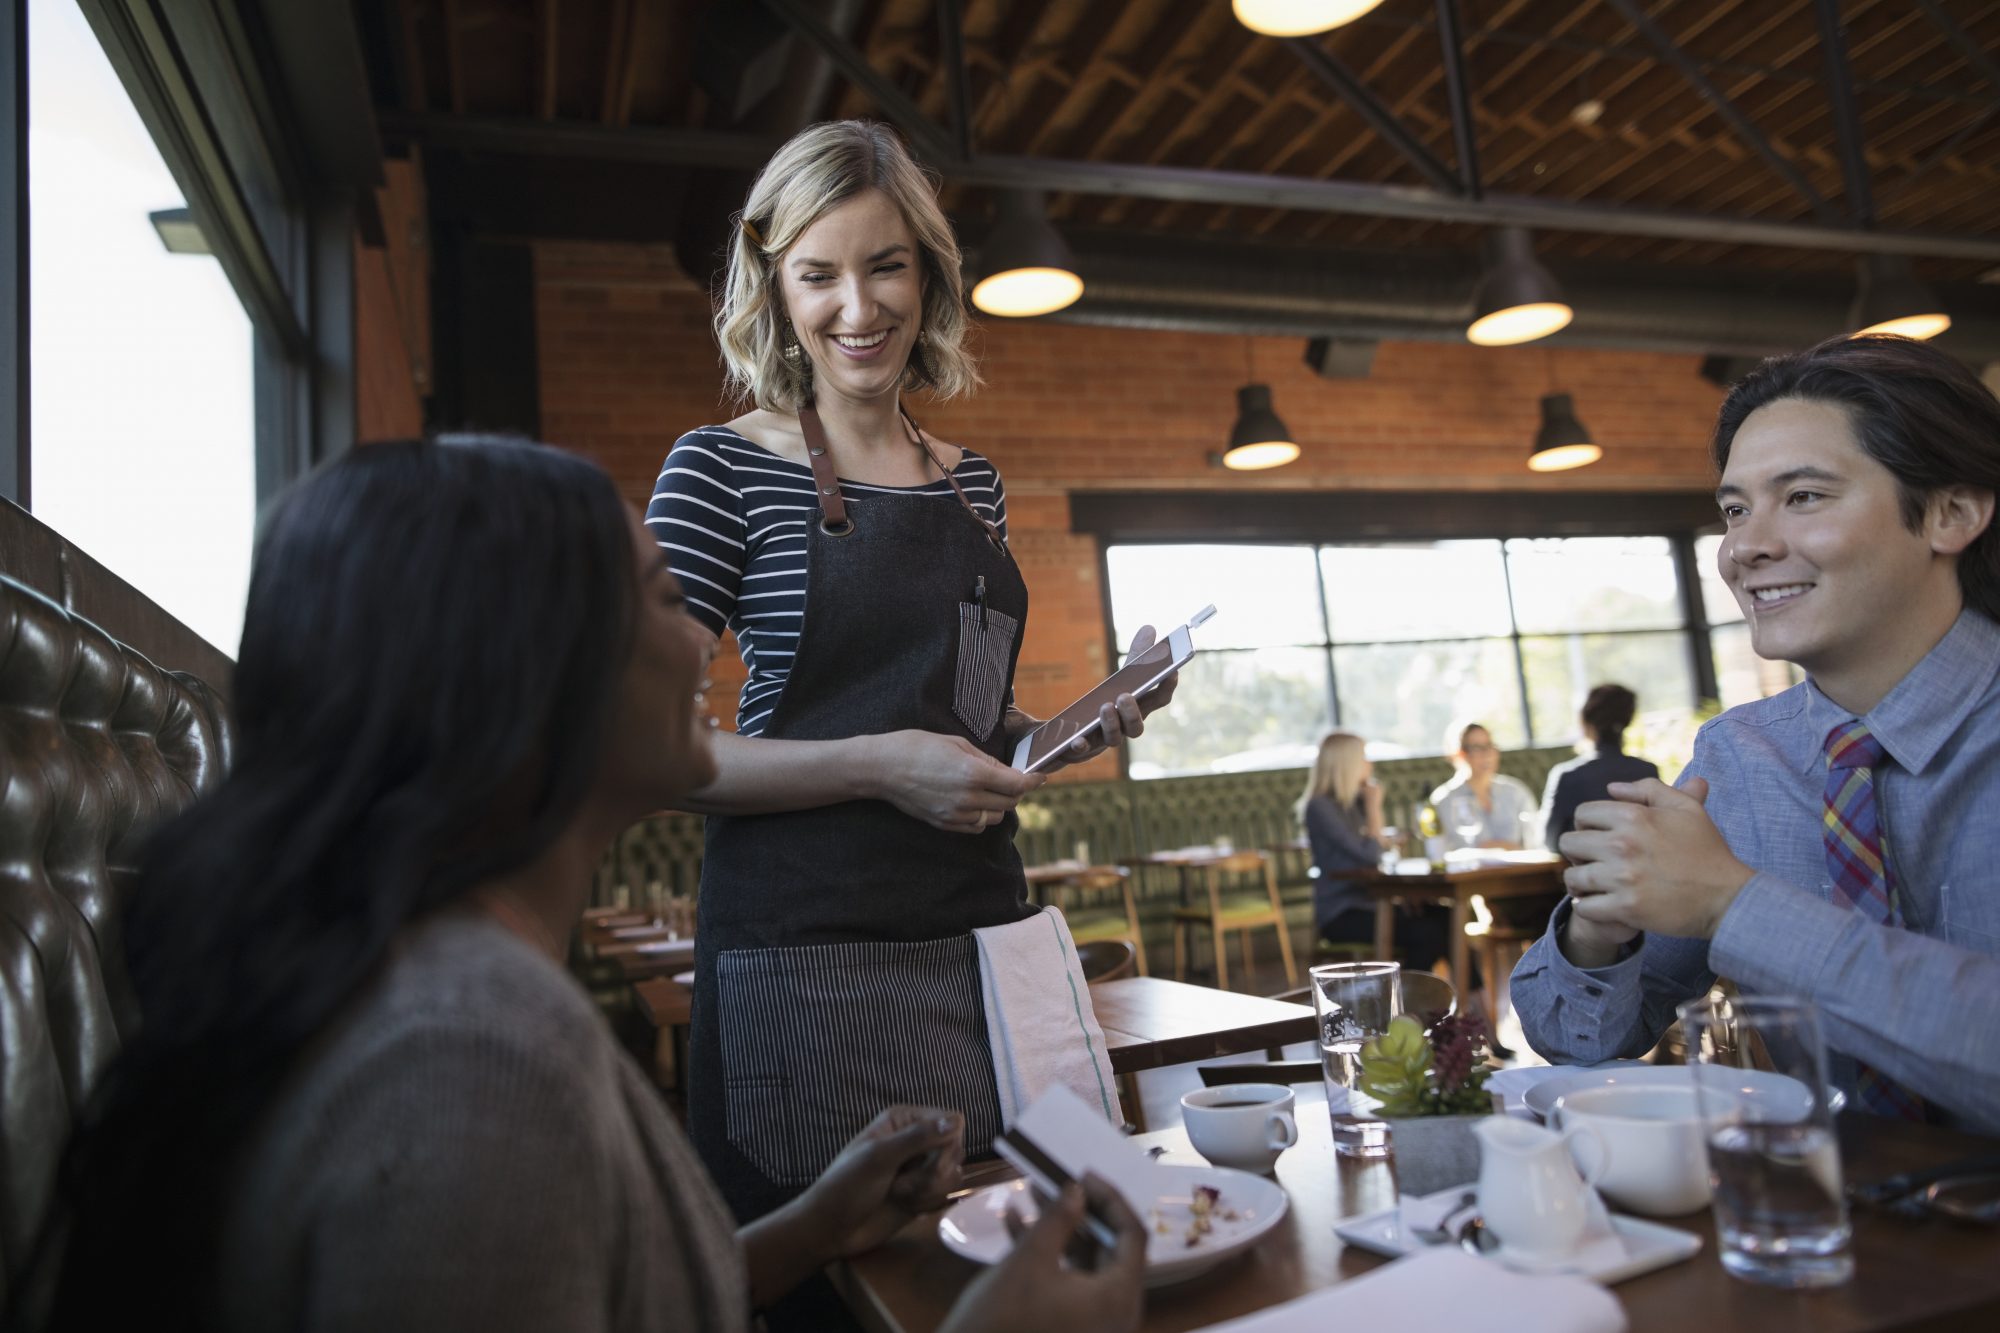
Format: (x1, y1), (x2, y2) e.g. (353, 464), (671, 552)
(591, 746), (1574, 980)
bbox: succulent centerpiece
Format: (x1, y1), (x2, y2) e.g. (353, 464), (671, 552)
(1356, 1012), (1496, 1193)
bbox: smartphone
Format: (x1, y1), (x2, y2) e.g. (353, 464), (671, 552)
(1010, 607), (1210, 774)
(993, 1128), (1121, 1253)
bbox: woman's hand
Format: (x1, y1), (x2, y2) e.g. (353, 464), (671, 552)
(869, 731), (1042, 833)
(1035, 626), (1182, 774)
(797, 1106), (966, 1259)
(940, 1177), (1147, 1333)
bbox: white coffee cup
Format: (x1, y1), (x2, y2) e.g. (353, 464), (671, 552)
(1551, 1084), (1712, 1216)
(1180, 1084), (1299, 1175)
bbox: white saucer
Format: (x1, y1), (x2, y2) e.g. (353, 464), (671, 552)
(938, 1164), (1287, 1288)
(1520, 1063), (1827, 1121)
(1333, 1187), (1701, 1286)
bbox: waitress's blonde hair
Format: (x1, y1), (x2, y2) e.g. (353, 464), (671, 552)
(1297, 732), (1370, 822)
(715, 120), (981, 412)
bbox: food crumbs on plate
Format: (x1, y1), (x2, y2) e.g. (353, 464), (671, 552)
(1180, 1187), (1225, 1247)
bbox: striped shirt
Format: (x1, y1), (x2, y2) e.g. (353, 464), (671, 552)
(646, 425), (1011, 737)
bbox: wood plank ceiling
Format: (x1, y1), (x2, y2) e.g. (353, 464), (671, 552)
(373, 0), (2000, 283)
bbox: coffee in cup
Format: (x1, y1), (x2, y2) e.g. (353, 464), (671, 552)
(1551, 1084), (1711, 1216)
(1180, 1084), (1299, 1175)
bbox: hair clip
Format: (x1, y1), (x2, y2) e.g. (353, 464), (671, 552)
(741, 217), (765, 248)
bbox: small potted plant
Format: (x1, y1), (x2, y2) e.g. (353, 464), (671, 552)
(1356, 1011), (1496, 1194)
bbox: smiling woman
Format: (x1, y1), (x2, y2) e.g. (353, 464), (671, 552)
(644, 123), (1181, 1269)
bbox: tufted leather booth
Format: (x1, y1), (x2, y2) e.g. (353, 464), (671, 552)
(0, 569), (232, 1307)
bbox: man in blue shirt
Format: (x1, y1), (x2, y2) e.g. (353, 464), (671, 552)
(1511, 334), (2000, 1132)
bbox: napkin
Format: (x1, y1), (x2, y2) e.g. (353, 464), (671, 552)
(972, 907), (1122, 1126)
(1195, 1248), (1627, 1333)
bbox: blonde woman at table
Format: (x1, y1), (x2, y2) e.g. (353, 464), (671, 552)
(650, 120), (1177, 1251)
(1300, 733), (1492, 1011)
(27, 439), (1147, 1333)
(1429, 721), (1538, 851)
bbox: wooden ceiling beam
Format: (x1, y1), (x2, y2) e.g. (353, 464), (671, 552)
(1473, 1), (1783, 212)
(1507, 4), (1817, 228)
(599, 0), (634, 126)
(392, 0), (429, 113)
(1602, 0), (1838, 222)
(441, 0), (464, 115)
(1561, 2), (1947, 258)
(536, 0), (558, 120)
(969, 1), (1051, 136)
(1013, 4), (1142, 158)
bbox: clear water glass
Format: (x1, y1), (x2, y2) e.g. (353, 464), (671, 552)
(1311, 961), (1401, 1157)
(1679, 994), (1854, 1288)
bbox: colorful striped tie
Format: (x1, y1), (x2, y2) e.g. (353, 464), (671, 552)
(1822, 720), (1925, 1121)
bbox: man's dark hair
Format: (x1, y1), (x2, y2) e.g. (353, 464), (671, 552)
(1712, 334), (2000, 622)
(1581, 684), (1637, 741)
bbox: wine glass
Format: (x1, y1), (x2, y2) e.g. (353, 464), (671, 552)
(1451, 796), (1484, 851)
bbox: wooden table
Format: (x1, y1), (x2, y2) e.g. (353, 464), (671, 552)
(1088, 975), (1316, 1129)
(837, 1109), (2000, 1333)
(1349, 855), (1567, 992)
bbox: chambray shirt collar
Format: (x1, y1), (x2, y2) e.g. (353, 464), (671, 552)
(1796, 609), (2000, 776)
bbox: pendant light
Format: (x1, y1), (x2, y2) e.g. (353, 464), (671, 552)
(1223, 340), (1300, 471)
(1528, 393), (1601, 472)
(971, 190), (1083, 318)
(1233, 0), (1387, 37)
(1848, 254), (1951, 341)
(1466, 227), (1573, 347)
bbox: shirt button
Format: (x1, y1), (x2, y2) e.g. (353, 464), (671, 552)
(1584, 986), (1602, 998)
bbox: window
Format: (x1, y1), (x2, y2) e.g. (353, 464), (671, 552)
(28, 0), (254, 654)
(1107, 534), (1785, 778)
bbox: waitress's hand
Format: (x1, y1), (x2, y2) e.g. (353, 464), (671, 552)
(940, 1177), (1146, 1333)
(1040, 625), (1180, 773)
(873, 731), (1041, 833)
(797, 1106), (966, 1259)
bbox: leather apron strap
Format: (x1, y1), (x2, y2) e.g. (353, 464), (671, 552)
(798, 402), (1007, 554)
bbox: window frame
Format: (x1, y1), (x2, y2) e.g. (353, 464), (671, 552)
(1097, 518), (1731, 778)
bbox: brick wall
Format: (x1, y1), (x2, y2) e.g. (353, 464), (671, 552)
(534, 240), (1725, 779)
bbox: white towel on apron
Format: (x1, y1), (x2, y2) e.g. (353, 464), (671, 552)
(973, 906), (1123, 1127)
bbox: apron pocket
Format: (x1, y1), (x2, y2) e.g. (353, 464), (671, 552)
(953, 603), (1018, 741)
(716, 936), (1003, 1188)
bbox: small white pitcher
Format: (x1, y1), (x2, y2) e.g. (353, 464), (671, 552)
(1473, 1116), (1607, 1262)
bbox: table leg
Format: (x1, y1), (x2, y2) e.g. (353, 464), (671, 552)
(1373, 899), (1394, 960)
(1119, 1071), (1147, 1132)
(1450, 891), (1472, 1002)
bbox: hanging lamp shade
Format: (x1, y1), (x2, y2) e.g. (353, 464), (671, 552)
(1224, 384), (1301, 471)
(970, 190), (1083, 318)
(1467, 227), (1574, 346)
(1529, 393), (1601, 472)
(1232, 0), (1387, 37)
(1848, 255), (1951, 340)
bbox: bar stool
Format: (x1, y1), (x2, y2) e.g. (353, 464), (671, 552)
(1171, 850), (1298, 993)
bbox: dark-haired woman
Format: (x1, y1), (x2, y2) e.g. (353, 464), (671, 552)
(25, 438), (1144, 1333)
(1537, 684), (1660, 847)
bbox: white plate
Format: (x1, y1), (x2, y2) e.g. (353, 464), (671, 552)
(1521, 1064), (1826, 1121)
(1333, 1187), (1701, 1285)
(938, 1164), (1287, 1288)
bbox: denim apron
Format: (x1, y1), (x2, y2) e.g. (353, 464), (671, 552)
(687, 407), (1034, 1223)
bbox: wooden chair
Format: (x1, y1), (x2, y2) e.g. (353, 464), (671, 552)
(1047, 866), (1148, 976)
(1171, 851), (1298, 993)
(1075, 938), (1137, 983)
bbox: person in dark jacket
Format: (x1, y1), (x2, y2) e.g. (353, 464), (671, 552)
(1538, 685), (1661, 847)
